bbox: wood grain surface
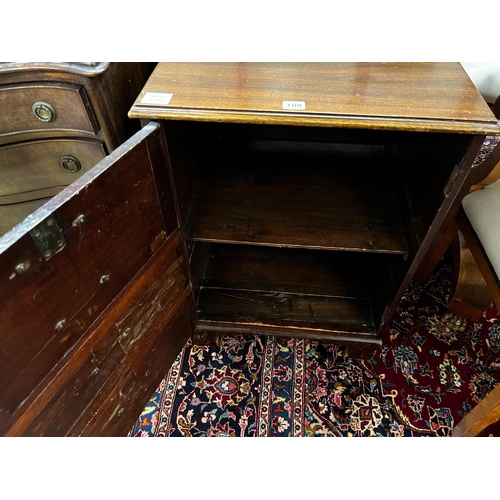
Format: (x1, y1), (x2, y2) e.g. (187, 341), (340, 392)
(20, 235), (191, 436)
(195, 244), (391, 338)
(0, 123), (185, 435)
(201, 244), (372, 298)
(0, 82), (97, 140)
(0, 138), (106, 199)
(185, 146), (408, 253)
(130, 63), (500, 134)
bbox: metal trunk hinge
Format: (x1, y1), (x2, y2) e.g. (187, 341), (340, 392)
(29, 215), (66, 260)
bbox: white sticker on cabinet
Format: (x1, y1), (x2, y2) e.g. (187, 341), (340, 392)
(140, 92), (174, 105)
(282, 101), (306, 110)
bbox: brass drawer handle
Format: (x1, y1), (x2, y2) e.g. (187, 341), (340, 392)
(32, 101), (57, 122)
(59, 155), (81, 173)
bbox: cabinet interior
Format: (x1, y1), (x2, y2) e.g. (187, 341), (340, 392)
(164, 120), (471, 341)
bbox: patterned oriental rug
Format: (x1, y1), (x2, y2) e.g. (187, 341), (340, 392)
(130, 136), (500, 438)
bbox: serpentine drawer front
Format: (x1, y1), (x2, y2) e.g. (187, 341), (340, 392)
(0, 62), (155, 236)
(0, 139), (106, 202)
(0, 82), (98, 141)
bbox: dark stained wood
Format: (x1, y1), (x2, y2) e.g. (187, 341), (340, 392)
(2, 64), (496, 435)
(129, 64), (499, 362)
(453, 383), (500, 437)
(130, 63), (500, 135)
(131, 64), (497, 360)
(77, 300), (194, 437)
(22, 233), (190, 436)
(143, 124), (180, 237)
(0, 123), (188, 436)
(194, 244), (402, 349)
(81, 62), (156, 151)
(198, 289), (374, 330)
(202, 244), (371, 299)
(185, 147), (408, 253)
(391, 135), (473, 230)
(494, 95), (500, 119)
(410, 133), (500, 286)
(188, 241), (211, 304)
(415, 93), (500, 320)
(380, 135), (487, 330)
(3, 231), (188, 436)
(413, 141), (500, 320)
(413, 219), (460, 283)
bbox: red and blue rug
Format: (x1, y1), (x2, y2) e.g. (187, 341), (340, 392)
(129, 256), (500, 437)
(130, 135), (500, 437)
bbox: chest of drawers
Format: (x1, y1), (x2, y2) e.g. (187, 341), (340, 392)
(0, 62), (154, 235)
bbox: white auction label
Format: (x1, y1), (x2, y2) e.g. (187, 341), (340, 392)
(141, 92), (174, 105)
(282, 100), (306, 110)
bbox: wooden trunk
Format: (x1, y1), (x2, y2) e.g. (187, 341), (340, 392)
(1, 63), (499, 436)
(0, 123), (194, 436)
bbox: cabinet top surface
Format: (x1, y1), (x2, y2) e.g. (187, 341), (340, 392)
(129, 62), (500, 134)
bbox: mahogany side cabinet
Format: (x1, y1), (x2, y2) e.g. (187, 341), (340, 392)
(1, 63), (499, 436)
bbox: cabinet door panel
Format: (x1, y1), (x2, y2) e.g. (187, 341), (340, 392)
(0, 122), (193, 436)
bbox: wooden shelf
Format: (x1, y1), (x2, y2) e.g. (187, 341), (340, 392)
(196, 244), (387, 338)
(185, 144), (409, 254)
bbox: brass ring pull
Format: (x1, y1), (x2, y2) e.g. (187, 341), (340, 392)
(32, 101), (57, 122)
(59, 155), (81, 173)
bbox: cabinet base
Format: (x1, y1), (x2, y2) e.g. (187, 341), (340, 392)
(192, 324), (382, 359)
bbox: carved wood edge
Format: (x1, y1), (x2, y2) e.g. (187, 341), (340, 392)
(0, 62), (111, 78)
(468, 142), (500, 191)
(129, 105), (500, 135)
(468, 95), (500, 191)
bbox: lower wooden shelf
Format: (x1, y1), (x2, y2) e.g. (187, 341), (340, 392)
(194, 244), (391, 354)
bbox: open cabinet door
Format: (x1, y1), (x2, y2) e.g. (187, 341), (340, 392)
(0, 122), (195, 436)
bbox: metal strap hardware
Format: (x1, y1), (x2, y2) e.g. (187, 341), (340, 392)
(29, 215), (66, 260)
